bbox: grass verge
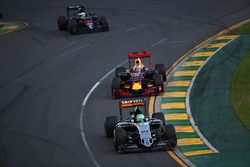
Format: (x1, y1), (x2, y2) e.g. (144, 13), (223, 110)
(231, 53), (250, 130)
(228, 19), (250, 130)
(230, 20), (250, 130)
(228, 22), (250, 35)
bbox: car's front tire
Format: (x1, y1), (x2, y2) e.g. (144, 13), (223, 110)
(165, 124), (177, 148)
(114, 128), (127, 152)
(104, 116), (118, 138)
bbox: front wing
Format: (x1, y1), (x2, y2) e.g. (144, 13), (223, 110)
(116, 139), (173, 153)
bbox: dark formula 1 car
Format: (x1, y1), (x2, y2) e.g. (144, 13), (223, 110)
(57, 5), (109, 34)
(104, 98), (177, 153)
(111, 51), (167, 98)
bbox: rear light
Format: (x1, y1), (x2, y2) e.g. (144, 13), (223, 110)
(159, 86), (162, 92)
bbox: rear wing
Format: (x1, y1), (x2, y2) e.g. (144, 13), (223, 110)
(119, 98), (146, 108)
(67, 5), (85, 10)
(128, 51), (152, 69)
(128, 51), (150, 59)
(66, 5), (85, 19)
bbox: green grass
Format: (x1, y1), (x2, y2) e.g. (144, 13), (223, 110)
(228, 22), (250, 35)
(0, 24), (4, 28)
(231, 52), (250, 130)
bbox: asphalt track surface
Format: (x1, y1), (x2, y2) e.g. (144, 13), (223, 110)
(0, 0), (249, 167)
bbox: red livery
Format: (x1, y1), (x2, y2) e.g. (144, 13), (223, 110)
(111, 51), (167, 98)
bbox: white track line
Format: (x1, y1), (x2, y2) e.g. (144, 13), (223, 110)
(82, 82), (100, 106)
(151, 38), (168, 47)
(126, 24), (145, 32)
(126, 26), (137, 32)
(79, 59), (128, 167)
(56, 43), (90, 58)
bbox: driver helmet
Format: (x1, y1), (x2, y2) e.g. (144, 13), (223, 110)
(135, 113), (145, 123)
(135, 58), (141, 65)
(78, 12), (86, 19)
(134, 58), (143, 73)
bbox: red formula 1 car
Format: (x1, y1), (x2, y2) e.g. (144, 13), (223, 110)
(111, 51), (167, 99)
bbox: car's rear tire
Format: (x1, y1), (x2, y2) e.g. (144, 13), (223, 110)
(165, 124), (177, 148)
(104, 116), (118, 137)
(99, 16), (109, 31)
(57, 16), (67, 31)
(153, 74), (163, 86)
(69, 20), (77, 34)
(152, 112), (165, 125)
(115, 67), (126, 77)
(153, 74), (164, 92)
(120, 72), (131, 81)
(155, 64), (166, 82)
(114, 128), (127, 152)
(111, 77), (121, 99)
(144, 70), (155, 80)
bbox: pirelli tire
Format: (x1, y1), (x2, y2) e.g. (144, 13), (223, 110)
(153, 73), (163, 86)
(152, 112), (165, 125)
(69, 20), (78, 34)
(104, 116), (118, 138)
(144, 70), (155, 80)
(111, 77), (121, 99)
(99, 16), (109, 31)
(57, 16), (67, 31)
(153, 73), (164, 92)
(155, 64), (166, 82)
(114, 128), (127, 152)
(165, 124), (177, 148)
(115, 67), (126, 77)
